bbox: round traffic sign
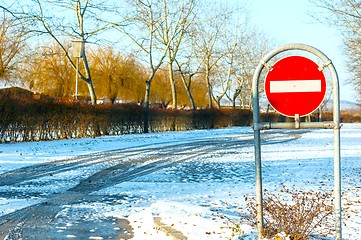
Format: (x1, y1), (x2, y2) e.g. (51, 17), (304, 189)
(264, 56), (327, 117)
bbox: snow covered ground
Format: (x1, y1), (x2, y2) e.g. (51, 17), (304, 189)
(0, 123), (360, 239)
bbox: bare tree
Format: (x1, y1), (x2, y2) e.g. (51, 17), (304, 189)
(211, 28), (239, 108)
(119, 0), (178, 109)
(191, 2), (258, 109)
(0, 12), (28, 82)
(115, 0), (178, 132)
(1, 0), (119, 104)
(159, 0), (196, 109)
(311, 0), (361, 101)
(191, 4), (229, 108)
(232, 29), (273, 109)
(171, 7), (204, 110)
(174, 56), (200, 110)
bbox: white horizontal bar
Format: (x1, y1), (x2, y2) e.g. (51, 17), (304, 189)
(270, 80), (321, 93)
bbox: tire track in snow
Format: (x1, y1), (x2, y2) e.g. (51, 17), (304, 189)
(0, 131), (301, 239)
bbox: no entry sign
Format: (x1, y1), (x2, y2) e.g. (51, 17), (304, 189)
(264, 56), (326, 117)
(253, 44), (342, 240)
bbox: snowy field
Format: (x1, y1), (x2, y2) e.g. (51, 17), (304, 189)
(0, 123), (360, 239)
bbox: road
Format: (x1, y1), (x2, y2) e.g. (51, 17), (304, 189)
(0, 130), (300, 239)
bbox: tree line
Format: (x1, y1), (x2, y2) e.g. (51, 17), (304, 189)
(0, 0), (361, 109)
(22, 44), (210, 108)
(1, 0), (361, 108)
(0, 0), (273, 110)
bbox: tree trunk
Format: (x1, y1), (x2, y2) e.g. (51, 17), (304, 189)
(167, 48), (177, 109)
(206, 68), (213, 108)
(175, 60), (196, 110)
(232, 95), (237, 108)
(168, 64), (177, 109)
(85, 80), (97, 105)
(216, 99), (221, 108)
(182, 76), (196, 110)
(144, 79), (152, 108)
(81, 51), (97, 105)
(143, 78), (153, 133)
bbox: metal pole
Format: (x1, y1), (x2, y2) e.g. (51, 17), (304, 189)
(334, 116), (342, 240)
(330, 61), (342, 240)
(252, 59), (265, 239)
(254, 129), (263, 237)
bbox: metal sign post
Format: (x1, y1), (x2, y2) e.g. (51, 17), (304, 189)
(251, 43), (342, 240)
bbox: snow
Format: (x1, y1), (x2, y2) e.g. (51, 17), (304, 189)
(0, 197), (43, 215)
(0, 123), (360, 239)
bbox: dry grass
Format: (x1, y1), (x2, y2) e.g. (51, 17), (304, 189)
(242, 186), (335, 239)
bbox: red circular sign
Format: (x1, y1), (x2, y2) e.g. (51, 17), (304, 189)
(264, 56), (326, 117)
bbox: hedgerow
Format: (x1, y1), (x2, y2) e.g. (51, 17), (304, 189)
(0, 94), (252, 142)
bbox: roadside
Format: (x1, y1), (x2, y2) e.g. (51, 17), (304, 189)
(0, 125), (360, 239)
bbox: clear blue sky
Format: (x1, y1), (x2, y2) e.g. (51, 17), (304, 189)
(246, 0), (356, 102)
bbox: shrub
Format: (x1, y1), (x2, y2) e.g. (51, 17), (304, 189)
(0, 93), (253, 142)
(243, 186), (335, 239)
